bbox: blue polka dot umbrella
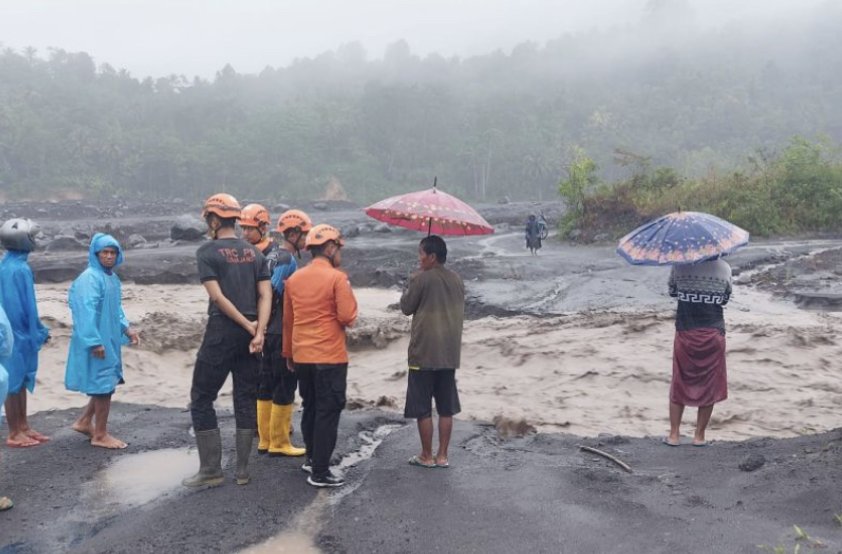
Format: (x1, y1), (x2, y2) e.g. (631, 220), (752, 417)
(616, 211), (749, 266)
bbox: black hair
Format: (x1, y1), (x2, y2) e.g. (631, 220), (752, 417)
(283, 228), (300, 240)
(207, 214), (237, 229)
(308, 243), (328, 258)
(420, 235), (447, 264)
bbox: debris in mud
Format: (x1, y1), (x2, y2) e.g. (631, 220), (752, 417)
(738, 453), (766, 472)
(375, 396), (398, 408)
(493, 415), (537, 439)
(387, 370), (407, 381)
(346, 317), (409, 349)
(135, 311), (206, 353)
(346, 396), (400, 411)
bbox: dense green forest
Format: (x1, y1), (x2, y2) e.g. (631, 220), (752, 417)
(1, 1), (841, 204)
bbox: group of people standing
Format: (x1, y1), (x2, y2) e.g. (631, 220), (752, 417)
(0, 219), (142, 510)
(182, 193), (466, 488)
(0, 192), (467, 510)
(0, 193), (731, 513)
(181, 193), (465, 488)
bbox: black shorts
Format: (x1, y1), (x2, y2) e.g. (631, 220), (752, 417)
(404, 368), (461, 419)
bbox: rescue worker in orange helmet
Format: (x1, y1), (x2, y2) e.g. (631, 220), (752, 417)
(283, 224), (357, 487)
(241, 204), (306, 457)
(183, 193), (272, 488)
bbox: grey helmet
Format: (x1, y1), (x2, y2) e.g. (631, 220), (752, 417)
(0, 218), (41, 252)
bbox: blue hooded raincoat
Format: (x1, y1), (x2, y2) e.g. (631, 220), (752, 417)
(65, 234), (130, 395)
(0, 249), (50, 394)
(0, 305), (13, 405)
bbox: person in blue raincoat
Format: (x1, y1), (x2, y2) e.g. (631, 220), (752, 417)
(0, 304), (15, 511)
(65, 233), (139, 449)
(0, 218), (51, 448)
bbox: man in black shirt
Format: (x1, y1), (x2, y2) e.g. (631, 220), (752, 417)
(183, 193), (272, 488)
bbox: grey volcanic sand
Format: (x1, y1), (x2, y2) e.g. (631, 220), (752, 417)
(1, 406), (841, 553)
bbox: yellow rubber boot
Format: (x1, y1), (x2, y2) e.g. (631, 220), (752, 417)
(256, 400), (272, 454)
(269, 403), (306, 457)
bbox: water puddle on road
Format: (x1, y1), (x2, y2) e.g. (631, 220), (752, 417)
(239, 424), (403, 554)
(88, 448), (198, 507)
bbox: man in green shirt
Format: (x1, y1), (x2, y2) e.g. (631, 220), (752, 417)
(400, 235), (465, 469)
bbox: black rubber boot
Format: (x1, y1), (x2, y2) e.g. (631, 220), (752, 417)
(182, 428), (224, 488)
(235, 428), (255, 485)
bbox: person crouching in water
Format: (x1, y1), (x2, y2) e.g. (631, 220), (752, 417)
(0, 219), (50, 448)
(283, 224), (357, 487)
(665, 257), (732, 447)
(65, 234), (139, 449)
(183, 194), (272, 488)
(240, 204), (306, 457)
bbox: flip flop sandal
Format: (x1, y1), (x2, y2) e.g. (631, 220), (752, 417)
(661, 437), (680, 447)
(0, 497), (13, 511)
(435, 462), (450, 469)
(692, 441), (712, 447)
(408, 455), (436, 469)
(5, 439), (40, 448)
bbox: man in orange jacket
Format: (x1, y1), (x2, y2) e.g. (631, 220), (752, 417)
(283, 224), (357, 487)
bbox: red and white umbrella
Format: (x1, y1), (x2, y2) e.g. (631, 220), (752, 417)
(364, 180), (493, 236)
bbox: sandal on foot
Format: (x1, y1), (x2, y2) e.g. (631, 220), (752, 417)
(661, 437), (680, 447)
(0, 497), (13, 511)
(408, 455), (436, 469)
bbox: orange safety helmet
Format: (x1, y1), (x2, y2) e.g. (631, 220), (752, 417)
(304, 224), (344, 249)
(239, 203), (271, 228)
(276, 209), (313, 233)
(202, 193), (241, 219)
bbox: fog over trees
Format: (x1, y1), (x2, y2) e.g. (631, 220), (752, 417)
(0, 0), (840, 203)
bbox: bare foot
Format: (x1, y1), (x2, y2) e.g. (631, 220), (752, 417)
(72, 422), (94, 438)
(25, 429), (51, 443)
(6, 433), (40, 448)
(91, 435), (128, 449)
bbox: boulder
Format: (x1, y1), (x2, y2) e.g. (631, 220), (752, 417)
(127, 234), (148, 248)
(45, 235), (87, 252)
(171, 215), (206, 241)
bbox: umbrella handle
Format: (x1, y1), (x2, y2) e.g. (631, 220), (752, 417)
(428, 217), (432, 237)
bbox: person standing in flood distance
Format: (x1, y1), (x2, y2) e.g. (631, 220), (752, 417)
(183, 193), (272, 488)
(65, 233), (140, 449)
(0, 218), (50, 448)
(400, 235), (465, 469)
(664, 257), (732, 447)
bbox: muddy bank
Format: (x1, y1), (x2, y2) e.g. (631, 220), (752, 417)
(1, 404), (841, 553)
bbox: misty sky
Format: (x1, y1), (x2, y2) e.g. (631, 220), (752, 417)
(0, 0), (828, 79)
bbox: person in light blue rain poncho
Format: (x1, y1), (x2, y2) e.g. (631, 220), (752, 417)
(65, 233), (139, 449)
(0, 218), (51, 448)
(0, 304), (15, 511)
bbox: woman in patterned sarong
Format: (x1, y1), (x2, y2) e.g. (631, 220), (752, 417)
(665, 258), (731, 446)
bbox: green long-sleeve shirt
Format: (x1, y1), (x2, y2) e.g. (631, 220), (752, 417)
(399, 266), (465, 369)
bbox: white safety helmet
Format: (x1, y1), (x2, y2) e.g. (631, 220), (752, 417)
(0, 218), (41, 252)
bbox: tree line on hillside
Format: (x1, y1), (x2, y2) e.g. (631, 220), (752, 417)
(558, 136), (842, 237)
(1, 1), (841, 204)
